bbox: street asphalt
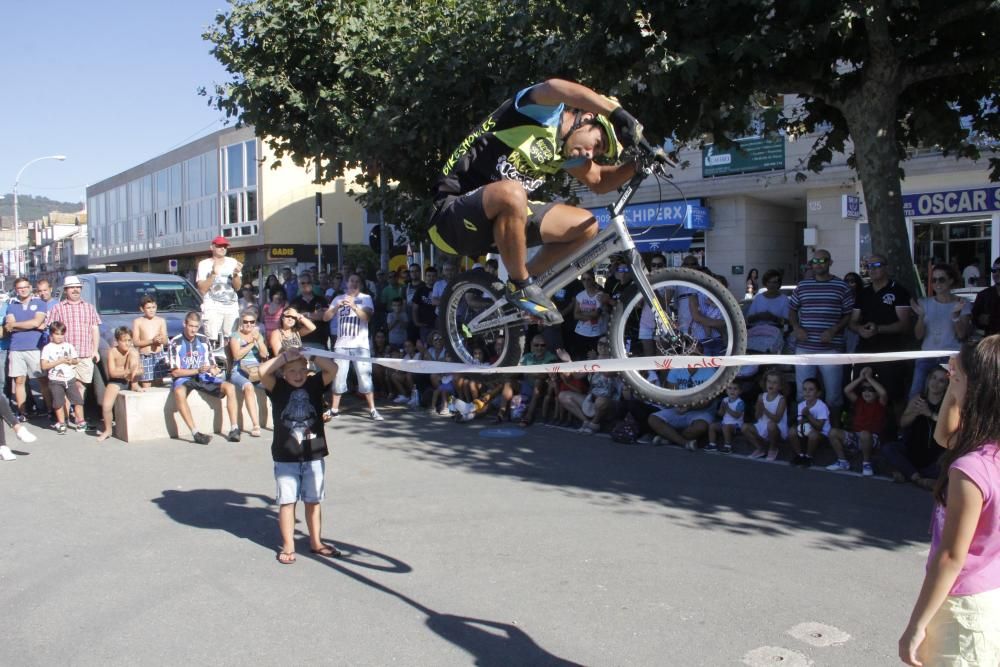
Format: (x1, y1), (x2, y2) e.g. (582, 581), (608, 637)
(1, 401), (933, 666)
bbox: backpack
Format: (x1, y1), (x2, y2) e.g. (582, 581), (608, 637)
(610, 413), (640, 444)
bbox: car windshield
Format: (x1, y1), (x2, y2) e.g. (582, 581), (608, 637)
(95, 281), (201, 315)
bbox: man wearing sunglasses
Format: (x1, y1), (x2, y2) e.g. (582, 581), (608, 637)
(788, 249), (855, 423)
(849, 254), (912, 410)
(971, 258), (1000, 336)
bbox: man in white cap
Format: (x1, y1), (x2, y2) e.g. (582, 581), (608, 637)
(196, 236), (243, 344)
(44, 275), (102, 425)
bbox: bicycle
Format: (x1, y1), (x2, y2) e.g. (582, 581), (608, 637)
(438, 141), (747, 407)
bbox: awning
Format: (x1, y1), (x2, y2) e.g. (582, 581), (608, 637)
(586, 199), (704, 253)
(629, 225), (693, 253)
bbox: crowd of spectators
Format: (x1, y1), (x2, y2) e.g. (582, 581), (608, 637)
(4, 248), (1000, 490)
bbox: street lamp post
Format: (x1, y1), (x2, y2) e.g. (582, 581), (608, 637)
(13, 154), (66, 277)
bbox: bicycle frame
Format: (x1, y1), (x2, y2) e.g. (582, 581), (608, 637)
(463, 163), (677, 338)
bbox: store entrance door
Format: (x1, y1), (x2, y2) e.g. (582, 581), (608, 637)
(912, 217), (992, 285)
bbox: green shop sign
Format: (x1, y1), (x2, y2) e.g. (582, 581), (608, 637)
(702, 137), (785, 177)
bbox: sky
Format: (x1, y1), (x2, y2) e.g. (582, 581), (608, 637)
(2, 1), (234, 206)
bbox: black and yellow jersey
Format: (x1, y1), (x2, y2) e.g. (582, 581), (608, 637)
(431, 84), (584, 205)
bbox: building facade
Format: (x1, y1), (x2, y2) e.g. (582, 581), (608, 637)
(579, 129), (999, 295)
(86, 126), (368, 284)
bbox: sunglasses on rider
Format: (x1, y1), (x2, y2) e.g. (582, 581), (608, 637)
(241, 319), (256, 325)
(809, 258), (830, 265)
(868, 261), (886, 268)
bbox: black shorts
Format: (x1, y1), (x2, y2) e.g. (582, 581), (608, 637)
(428, 187), (554, 256)
(178, 378), (224, 397)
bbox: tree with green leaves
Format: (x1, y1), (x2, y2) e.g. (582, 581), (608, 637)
(204, 0), (1000, 295)
(633, 0), (1000, 292)
(204, 1), (561, 240)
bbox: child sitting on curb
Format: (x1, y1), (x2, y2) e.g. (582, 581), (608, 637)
(789, 377), (832, 467)
(707, 380), (745, 453)
(741, 370), (788, 461)
(827, 367), (887, 476)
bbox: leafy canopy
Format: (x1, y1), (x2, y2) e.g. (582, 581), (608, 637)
(205, 0), (1000, 283)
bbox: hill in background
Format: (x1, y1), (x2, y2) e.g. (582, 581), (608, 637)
(0, 194), (85, 228)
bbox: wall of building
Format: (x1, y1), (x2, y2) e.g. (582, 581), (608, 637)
(705, 195), (800, 291)
(803, 185), (861, 272)
(258, 142), (367, 246)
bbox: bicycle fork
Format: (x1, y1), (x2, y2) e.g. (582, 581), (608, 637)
(620, 241), (679, 343)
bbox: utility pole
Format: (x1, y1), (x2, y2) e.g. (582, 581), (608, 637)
(378, 174), (389, 271)
(315, 162), (324, 274)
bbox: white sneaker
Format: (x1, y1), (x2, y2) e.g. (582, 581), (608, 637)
(370, 409), (384, 422)
(14, 425), (37, 443)
(393, 395), (409, 404)
(685, 440), (698, 452)
(826, 459), (850, 472)
(0, 445), (16, 461)
(862, 462), (874, 477)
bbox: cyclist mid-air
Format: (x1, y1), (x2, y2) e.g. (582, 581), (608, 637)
(428, 78), (645, 325)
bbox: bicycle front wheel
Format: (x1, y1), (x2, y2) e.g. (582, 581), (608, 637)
(609, 268), (747, 407)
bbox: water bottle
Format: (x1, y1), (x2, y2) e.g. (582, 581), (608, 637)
(410, 387), (419, 405)
(625, 337), (632, 354)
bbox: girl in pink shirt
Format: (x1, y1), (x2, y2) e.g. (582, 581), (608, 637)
(900, 338), (1000, 665)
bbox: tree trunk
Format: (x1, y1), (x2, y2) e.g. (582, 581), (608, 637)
(840, 92), (921, 297)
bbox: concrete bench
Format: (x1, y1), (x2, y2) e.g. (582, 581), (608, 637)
(111, 385), (272, 443)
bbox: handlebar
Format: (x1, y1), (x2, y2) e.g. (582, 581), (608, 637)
(637, 137), (677, 171)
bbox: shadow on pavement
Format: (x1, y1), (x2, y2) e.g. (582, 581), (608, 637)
(336, 408), (933, 552)
(153, 488), (580, 666)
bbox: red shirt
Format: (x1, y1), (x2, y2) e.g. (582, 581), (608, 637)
(852, 399), (886, 434)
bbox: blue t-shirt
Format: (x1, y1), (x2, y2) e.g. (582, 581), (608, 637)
(6, 297), (46, 351)
(38, 297), (59, 348)
(168, 333), (222, 387)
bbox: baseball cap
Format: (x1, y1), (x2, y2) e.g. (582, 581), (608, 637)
(63, 275), (83, 288)
(211, 236), (230, 247)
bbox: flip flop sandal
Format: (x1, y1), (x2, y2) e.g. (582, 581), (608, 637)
(310, 545), (343, 558)
(251, 427), (262, 437)
(277, 551), (296, 565)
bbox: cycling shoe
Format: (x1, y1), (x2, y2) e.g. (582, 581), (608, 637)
(505, 279), (563, 325)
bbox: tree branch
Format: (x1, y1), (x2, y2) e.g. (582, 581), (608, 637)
(901, 55), (997, 88)
(756, 76), (821, 101)
(913, 0), (993, 40)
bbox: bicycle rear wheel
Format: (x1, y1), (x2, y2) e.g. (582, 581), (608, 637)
(609, 268), (747, 407)
(439, 270), (524, 368)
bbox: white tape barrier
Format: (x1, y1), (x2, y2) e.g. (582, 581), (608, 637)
(299, 348), (954, 376)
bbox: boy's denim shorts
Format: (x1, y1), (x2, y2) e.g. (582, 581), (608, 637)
(274, 460), (325, 505)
